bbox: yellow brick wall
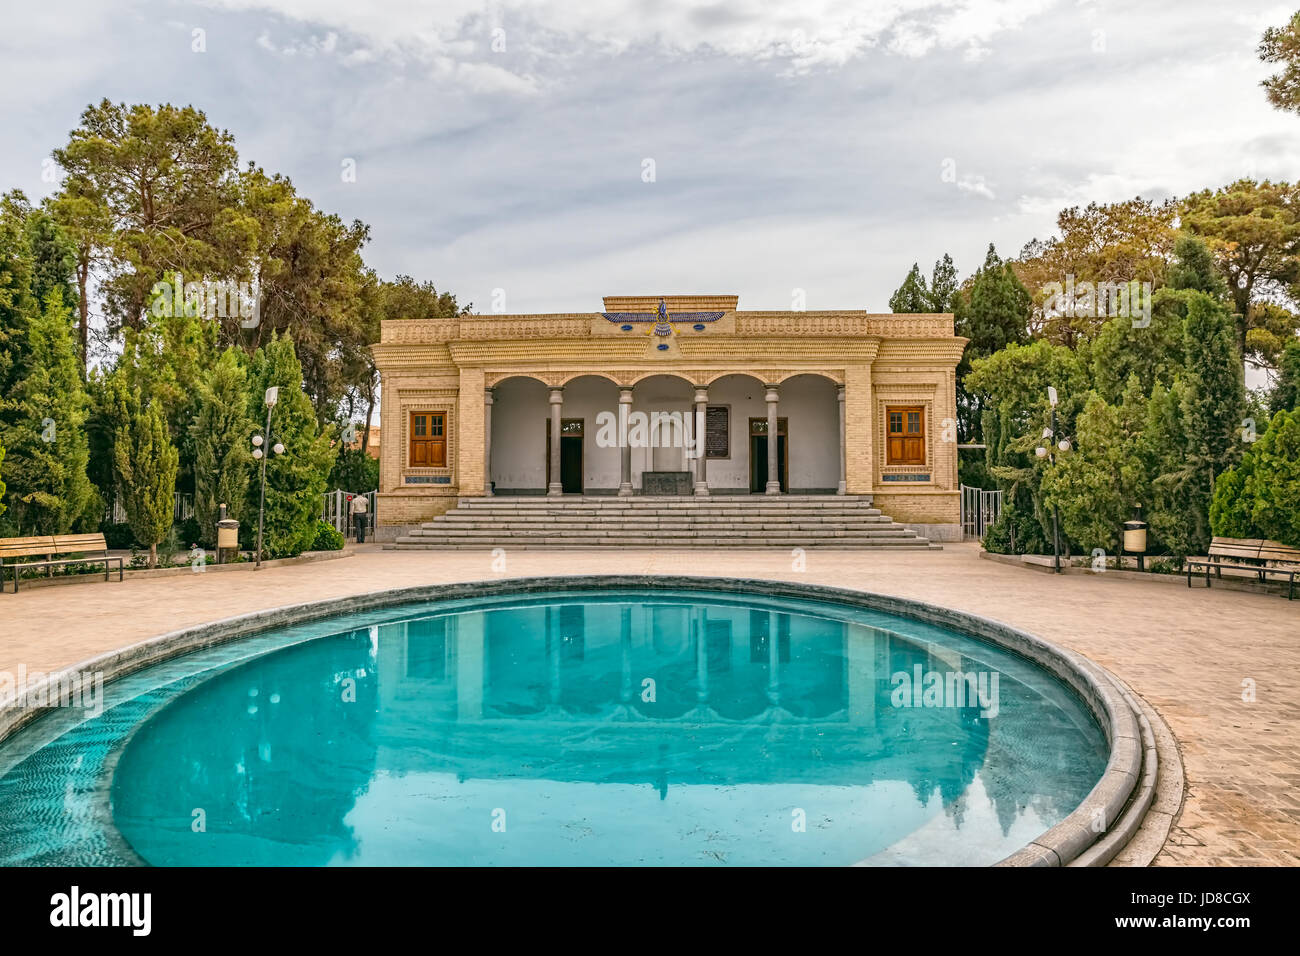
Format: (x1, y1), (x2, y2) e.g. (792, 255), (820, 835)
(871, 491), (960, 525)
(377, 493), (457, 527)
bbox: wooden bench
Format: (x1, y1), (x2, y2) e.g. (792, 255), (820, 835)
(1186, 537), (1300, 600)
(0, 533), (124, 594)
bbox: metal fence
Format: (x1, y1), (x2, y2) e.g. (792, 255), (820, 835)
(960, 484), (1003, 541)
(322, 489), (376, 537)
(108, 491), (193, 525)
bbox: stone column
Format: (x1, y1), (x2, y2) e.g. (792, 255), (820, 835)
(618, 387), (634, 497)
(483, 388), (494, 497)
(764, 383), (781, 495)
(548, 387), (564, 496)
(837, 384), (847, 495)
(693, 386), (710, 496)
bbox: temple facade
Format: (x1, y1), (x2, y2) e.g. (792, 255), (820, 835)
(370, 294), (968, 540)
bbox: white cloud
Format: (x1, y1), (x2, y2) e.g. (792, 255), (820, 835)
(201, 0), (1062, 83)
(957, 175), (997, 199)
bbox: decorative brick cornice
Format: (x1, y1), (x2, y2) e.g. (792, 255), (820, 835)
(377, 310), (959, 347)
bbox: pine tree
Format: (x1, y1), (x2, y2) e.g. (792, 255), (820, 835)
(112, 375), (179, 567)
(191, 347), (254, 545)
(0, 289), (94, 533)
(246, 334), (336, 559)
(888, 263), (930, 313)
(927, 253), (958, 312)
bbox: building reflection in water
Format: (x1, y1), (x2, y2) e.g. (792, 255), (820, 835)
(107, 595), (1106, 866)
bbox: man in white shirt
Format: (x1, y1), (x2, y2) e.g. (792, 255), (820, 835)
(349, 493), (370, 544)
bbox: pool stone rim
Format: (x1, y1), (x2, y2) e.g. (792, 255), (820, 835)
(0, 574), (1148, 867)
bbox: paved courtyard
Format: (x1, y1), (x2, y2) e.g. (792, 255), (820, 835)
(1, 541), (1296, 866)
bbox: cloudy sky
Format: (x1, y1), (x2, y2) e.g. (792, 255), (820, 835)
(2, 0), (1298, 315)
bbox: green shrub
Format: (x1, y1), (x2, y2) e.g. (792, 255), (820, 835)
(982, 500), (1052, 555)
(1211, 409), (1300, 547)
(310, 521), (345, 552)
(178, 515), (204, 548)
(99, 520), (138, 550)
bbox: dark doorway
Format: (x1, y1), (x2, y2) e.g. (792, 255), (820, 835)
(546, 419), (584, 493)
(749, 417), (788, 492)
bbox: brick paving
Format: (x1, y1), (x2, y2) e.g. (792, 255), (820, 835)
(1, 541), (1295, 865)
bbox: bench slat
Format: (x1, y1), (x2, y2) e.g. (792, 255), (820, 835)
(50, 534), (109, 551)
(0, 536), (57, 558)
(1208, 537), (1264, 561)
(1258, 540), (1300, 565)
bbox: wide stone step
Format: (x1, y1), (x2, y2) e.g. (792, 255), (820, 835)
(399, 527), (921, 539)
(408, 527), (917, 538)
(455, 501), (875, 510)
(427, 513), (896, 524)
(413, 523), (910, 535)
(391, 538), (937, 549)
(457, 496), (873, 504)
(436, 507), (886, 516)
(389, 493), (938, 550)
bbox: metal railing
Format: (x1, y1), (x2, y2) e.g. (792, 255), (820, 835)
(322, 489), (376, 537)
(960, 484), (1003, 541)
(107, 492), (193, 525)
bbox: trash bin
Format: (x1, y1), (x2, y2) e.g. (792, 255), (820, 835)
(1122, 513), (1148, 570)
(216, 503), (240, 564)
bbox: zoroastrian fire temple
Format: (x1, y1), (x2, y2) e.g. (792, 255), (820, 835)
(371, 295), (968, 541)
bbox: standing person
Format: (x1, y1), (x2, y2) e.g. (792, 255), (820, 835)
(350, 493), (370, 544)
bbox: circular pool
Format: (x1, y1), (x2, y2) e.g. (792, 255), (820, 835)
(0, 579), (1118, 866)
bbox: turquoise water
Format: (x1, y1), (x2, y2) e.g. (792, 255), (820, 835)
(0, 589), (1108, 866)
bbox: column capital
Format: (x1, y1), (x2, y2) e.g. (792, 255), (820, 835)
(693, 386), (709, 404)
(764, 384), (780, 403)
(484, 387), (495, 405)
(549, 387), (565, 404)
(618, 387), (634, 403)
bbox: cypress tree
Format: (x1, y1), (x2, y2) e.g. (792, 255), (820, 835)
(246, 333), (336, 559)
(1166, 234), (1228, 298)
(889, 263), (930, 313)
(1271, 336), (1300, 414)
(927, 253), (959, 312)
(190, 347), (254, 545)
(112, 375), (179, 567)
(0, 289), (94, 532)
(1176, 293), (1246, 550)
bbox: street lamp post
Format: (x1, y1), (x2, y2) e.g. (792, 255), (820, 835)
(1035, 386), (1071, 574)
(252, 387), (286, 569)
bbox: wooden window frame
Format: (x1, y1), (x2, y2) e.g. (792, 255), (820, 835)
(408, 410), (448, 468)
(885, 404), (926, 466)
